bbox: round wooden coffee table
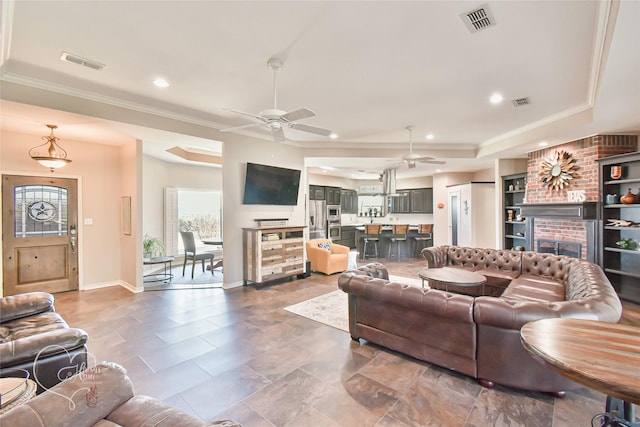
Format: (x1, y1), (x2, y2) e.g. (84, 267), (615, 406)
(418, 267), (486, 294)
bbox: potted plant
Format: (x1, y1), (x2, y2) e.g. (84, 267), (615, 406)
(143, 234), (166, 259)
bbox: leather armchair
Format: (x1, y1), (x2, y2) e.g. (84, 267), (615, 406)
(0, 361), (241, 426)
(306, 239), (350, 275)
(0, 292), (88, 392)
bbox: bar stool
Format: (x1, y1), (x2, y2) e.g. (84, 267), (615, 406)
(414, 223), (433, 258)
(362, 224), (383, 259)
(388, 224), (409, 259)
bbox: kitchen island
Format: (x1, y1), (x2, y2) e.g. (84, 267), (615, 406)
(354, 224), (432, 259)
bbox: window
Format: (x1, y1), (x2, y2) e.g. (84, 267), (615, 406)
(14, 185), (68, 237)
(164, 188), (222, 256)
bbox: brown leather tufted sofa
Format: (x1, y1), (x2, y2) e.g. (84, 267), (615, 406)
(338, 247), (622, 394)
(0, 292), (88, 392)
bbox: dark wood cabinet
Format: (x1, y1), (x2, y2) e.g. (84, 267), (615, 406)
(410, 188), (433, 213)
(326, 187), (341, 205)
(341, 189), (358, 214)
(309, 185), (325, 200)
(341, 226), (356, 249)
(389, 188), (432, 213)
(598, 151), (640, 303)
(502, 173), (528, 250)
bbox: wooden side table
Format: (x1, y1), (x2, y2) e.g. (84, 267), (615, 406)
(0, 376), (37, 414)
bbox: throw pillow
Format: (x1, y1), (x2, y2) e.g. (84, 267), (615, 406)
(318, 242), (332, 251)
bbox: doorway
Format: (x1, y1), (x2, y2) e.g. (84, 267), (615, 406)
(2, 175), (79, 295)
(449, 190), (460, 246)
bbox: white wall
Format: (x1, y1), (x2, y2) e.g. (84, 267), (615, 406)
(223, 138), (305, 288)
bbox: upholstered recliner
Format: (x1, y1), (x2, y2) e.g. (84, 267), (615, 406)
(306, 239), (350, 275)
(0, 292), (88, 392)
(0, 361), (241, 426)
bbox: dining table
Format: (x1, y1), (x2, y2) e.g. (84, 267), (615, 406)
(202, 239), (223, 270)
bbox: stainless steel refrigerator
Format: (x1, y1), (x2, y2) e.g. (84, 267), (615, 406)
(309, 199), (327, 239)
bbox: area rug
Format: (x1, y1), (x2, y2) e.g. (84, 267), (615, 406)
(283, 274), (423, 331)
(144, 264), (223, 291)
(284, 290), (349, 332)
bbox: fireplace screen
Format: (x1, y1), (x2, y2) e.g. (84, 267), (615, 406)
(537, 239), (582, 259)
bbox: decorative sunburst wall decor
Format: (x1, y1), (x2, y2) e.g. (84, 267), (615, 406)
(539, 150), (578, 191)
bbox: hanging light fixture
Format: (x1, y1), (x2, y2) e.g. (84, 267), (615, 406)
(29, 124), (72, 171)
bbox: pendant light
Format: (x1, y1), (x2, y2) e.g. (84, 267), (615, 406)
(29, 124), (72, 171)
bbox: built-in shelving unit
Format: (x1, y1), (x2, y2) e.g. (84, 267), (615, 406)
(243, 226), (305, 286)
(598, 151), (640, 303)
(502, 173), (528, 250)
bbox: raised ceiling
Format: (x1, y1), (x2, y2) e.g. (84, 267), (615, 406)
(1, 1), (638, 177)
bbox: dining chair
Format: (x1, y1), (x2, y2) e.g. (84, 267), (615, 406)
(414, 223), (433, 258)
(180, 231), (214, 278)
(388, 224), (409, 260)
(362, 224), (383, 260)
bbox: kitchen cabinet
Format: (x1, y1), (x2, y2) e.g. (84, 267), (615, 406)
(340, 226), (356, 249)
(598, 151), (640, 303)
(502, 173), (528, 250)
(410, 188), (433, 213)
(309, 185), (325, 200)
(326, 186), (341, 205)
(341, 189), (358, 214)
(390, 190), (411, 213)
(243, 226), (305, 285)
(389, 188), (433, 213)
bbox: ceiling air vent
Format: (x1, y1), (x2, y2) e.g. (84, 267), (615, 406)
(512, 97), (530, 107)
(461, 4), (496, 33)
(60, 51), (105, 71)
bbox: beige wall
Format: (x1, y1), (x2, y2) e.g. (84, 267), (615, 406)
(0, 129), (129, 294)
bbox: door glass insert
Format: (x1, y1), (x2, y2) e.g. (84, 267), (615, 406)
(14, 185), (68, 237)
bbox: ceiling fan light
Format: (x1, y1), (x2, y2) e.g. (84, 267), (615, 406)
(29, 124), (72, 172)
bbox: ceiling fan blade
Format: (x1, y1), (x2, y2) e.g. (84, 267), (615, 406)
(280, 108), (316, 122)
(419, 159), (446, 165)
(220, 122), (263, 132)
(272, 127), (285, 142)
(289, 123), (332, 136)
(223, 108), (265, 121)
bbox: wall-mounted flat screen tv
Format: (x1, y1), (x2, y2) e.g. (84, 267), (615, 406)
(243, 162), (301, 206)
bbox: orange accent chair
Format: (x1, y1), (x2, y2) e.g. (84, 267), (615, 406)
(306, 239), (350, 275)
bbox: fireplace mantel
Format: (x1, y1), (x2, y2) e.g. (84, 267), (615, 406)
(519, 202), (598, 220)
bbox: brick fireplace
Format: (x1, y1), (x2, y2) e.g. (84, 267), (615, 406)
(521, 135), (637, 261)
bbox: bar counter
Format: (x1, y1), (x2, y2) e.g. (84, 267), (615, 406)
(353, 225), (432, 259)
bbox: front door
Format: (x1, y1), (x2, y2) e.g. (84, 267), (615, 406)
(2, 175), (79, 295)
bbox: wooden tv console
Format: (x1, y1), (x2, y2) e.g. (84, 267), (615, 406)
(243, 226), (306, 285)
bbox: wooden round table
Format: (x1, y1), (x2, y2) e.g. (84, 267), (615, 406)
(521, 318), (640, 425)
(418, 267), (486, 294)
(0, 376), (37, 414)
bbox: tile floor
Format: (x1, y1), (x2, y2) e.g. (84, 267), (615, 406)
(54, 258), (639, 426)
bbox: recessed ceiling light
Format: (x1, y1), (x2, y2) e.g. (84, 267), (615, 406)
(538, 141), (549, 147)
(489, 93), (503, 104)
(436, 169), (442, 173)
(320, 166), (336, 171)
(329, 133), (338, 139)
(426, 134), (434, 140)
(153, 78), (170, 88)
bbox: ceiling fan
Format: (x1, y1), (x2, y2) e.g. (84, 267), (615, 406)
(221, 57), (333, 142)
(394, 126), (445, 168)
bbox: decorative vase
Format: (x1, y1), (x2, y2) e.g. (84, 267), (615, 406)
(605, 194), (618, 205)
(610, 165), (623, 180)
(620, 188), (636, 205)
